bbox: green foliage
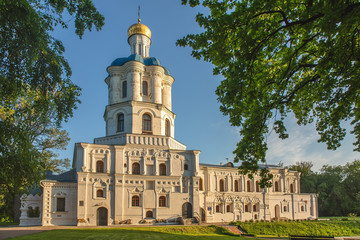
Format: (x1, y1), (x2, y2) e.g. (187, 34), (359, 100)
(234, 220), (360, 237)
(0, 0), (104, 221)
(289, 160), (360, 216)
(178, 0), (360, 187)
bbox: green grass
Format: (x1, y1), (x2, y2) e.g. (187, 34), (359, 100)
(0, 222), (18, 226)
(319, 216), (360, 221)
(233, 220), (360, 237)
(10, 226), (247, 240)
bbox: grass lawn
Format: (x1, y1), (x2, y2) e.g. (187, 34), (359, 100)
(0, 222), (18, 226)
(319, 216), (360, 221)
(234, 220), (360, 237)
(10, 226), (247, 240)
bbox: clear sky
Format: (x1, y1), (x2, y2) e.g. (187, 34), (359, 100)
(55, 0), (359, 171)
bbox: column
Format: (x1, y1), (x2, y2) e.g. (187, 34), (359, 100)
(152, 72), (162, 104)
(129, 70), (141, 101)
(162, 82), (172, 110)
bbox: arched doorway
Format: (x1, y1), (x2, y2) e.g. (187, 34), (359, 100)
(274, 205), (280, 219)
(182, 202), (192, 218)
(201, 208), (206, 222)
(97, 207), (108, 226)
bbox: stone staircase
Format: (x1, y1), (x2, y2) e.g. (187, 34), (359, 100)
(223, 225), (243, 235)
(181, 217), (199, 225)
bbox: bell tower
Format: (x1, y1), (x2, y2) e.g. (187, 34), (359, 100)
(94, 20), (183, 150)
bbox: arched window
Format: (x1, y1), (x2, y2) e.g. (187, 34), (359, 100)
(256, 181), (260, 192)
(96, 161), (104, 173)
(274, 181), (279, 192)
(226, 205), (231, 212)
(245, 204), (249, 212)
(165, 119), (170, 137)
(254, 214), (258, 220)
(142, 114), (152, 132)
(132, 162), (140, 175)
(97, 189), (104, 198)
(234, 180), (239, 192)
(138, 44), (142, 55)
(143, 81), (148, 96)
(159, 196), (166, 207)
(219, 179), (225, 192)
(146, 211), (153, 218)
(132, 196), (140, 206)
(290, 183), (294, 193)
(301, 205), (305, 212)
(216, 205), (220, 213)
(122, 81), (127, 98)
(159, 163), (166, 176)
(247, 180), (251, 192)
(253, 204), (257, 212)
(117, 113), (124, 132)
(284, 206), (287, 212)
(184, 164), (189, 170)
(199, 178), (203, 191)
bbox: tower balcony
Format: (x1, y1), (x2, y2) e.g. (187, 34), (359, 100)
(93, 133), (186, 150)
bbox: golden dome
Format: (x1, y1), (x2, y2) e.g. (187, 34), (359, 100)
(127, 19), (151, 39)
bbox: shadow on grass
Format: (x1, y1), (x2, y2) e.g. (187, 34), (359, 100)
(10, 228), (246, 240)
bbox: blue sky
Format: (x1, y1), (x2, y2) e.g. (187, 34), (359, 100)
(55, 0), (359, 171)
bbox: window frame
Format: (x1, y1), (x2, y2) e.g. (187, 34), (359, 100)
(226, 205), (231, 213)
(122, 81), (127, 98)
(159, 196), (166, 207)
(159, 163), (166, 176)
(247, 180), (251, 192)
(142, 81), (148, 96)
(234, 180), (239, 192)
(56, 197), (65, 212)
(216, 205), (221, 213)
(146, 210), (153, 218)
(244, 204), (249, 212)
(132, 195), (140, 207)
(132, 162), (141, 175)
(255, 181), (260, 192)
(165, 119), (170, 137)
(96, 189), (104, 198)
(117, 113), (124, 132)
(219, 179), (225, 192)
(199, 178), (203, 191)
(142, 113), (152, 133)
(96, 160), (104, 173)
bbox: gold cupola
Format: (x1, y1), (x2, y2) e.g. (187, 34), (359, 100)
(127, 19), (151, 39)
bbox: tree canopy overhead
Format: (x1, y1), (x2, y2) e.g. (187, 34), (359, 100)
(178, 0), (360, 186)
(0, 0), (104, 220)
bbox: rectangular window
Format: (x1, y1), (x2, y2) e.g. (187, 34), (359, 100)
(56, 198), (65, 212)
(79, 201), (84, 206)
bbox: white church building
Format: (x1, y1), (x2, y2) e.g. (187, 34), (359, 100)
(19, 20), (318, 226)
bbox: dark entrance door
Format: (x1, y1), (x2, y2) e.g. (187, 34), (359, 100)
(182, 202), (192, 218)
(97, 207), (108, 226)
(201, 208), (206, 222)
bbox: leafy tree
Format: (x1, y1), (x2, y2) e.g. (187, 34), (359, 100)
(0, 0), (104, 220)
(289, 161), (317, 193)
(178, 0), (360, 186)
(342, 160), (360, 214)
(289, 160), (360, 216)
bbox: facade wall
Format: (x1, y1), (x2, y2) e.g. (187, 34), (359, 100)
(74, 143), (200, 226)
(40, 182), (77, 226)
(198, 166), (317, 223)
